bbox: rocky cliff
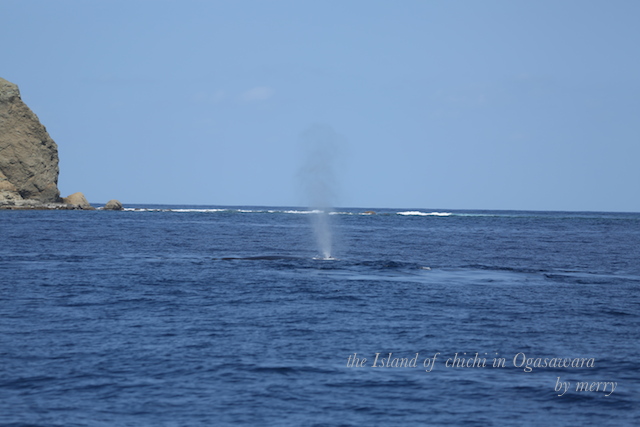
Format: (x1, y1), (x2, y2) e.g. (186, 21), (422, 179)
(0, 77), (62, 206)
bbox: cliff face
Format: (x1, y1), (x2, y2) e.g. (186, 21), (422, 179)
(0, 77), (61, 205)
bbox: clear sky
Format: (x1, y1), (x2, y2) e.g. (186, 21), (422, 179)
(2, 0), (638, 211)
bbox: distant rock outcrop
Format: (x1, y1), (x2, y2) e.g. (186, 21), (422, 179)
(1, 78), (122, 210)
(0, 77), (61, 206)
(103, 199), (124, 210)
(62, 192), (93, 210)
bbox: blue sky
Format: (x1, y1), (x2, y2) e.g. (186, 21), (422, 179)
(2, 0), (638, 211)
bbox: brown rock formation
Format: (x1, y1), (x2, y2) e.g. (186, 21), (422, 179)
(103, 199), (124, 210)
(62, 192), (93, 209)
(0, 77), (61, 205)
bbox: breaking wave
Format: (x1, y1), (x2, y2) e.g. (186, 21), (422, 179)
(396, 211), (452, 217)
(122, 207), (453, 217)
(118, 207), (638, 221)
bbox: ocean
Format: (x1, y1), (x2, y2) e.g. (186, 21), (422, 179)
(1, 206), (639, 426)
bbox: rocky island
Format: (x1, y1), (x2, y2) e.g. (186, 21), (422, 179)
(0, 77), (121, 210)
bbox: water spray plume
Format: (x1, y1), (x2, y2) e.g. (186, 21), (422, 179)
(297, 124), (342, 260)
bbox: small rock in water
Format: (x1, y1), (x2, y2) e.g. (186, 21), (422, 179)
(104, 199), (124, 210)
(62, 192), (94, 210)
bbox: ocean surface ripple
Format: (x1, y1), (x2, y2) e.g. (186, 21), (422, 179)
(1, 206), (639, 426)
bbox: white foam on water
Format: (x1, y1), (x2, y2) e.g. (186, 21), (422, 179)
(171, 208), (228, 213)
(281, 209), (316, 214)
(313, 255), (339, 261)
(123, 208), (230, 213)
(123, 207), (334, 214)
(122, 207), (453, 218)
(397, 211), (452, 217)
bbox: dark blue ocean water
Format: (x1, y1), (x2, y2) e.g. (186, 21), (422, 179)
(1, 206), (639, 426)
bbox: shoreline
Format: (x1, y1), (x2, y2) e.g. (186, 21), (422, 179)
(0, 203), (95, 210)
